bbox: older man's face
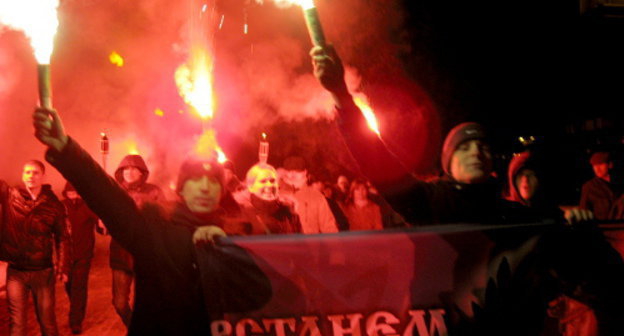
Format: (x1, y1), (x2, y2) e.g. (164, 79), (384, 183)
(450, 139), (493, 184)
(180, 175), (222, 213)
(248, 168), (278, 201)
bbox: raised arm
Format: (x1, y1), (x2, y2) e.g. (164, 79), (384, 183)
(33, 107), (146, 255)
(310, 46), (428, 199)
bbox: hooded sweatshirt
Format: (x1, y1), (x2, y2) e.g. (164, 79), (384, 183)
(110, 155), (165, 272)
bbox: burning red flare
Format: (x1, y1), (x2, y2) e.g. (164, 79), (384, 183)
(353, 96), (381, 136)
(0, 0), (59, 63)
(175, 45), (217, 121)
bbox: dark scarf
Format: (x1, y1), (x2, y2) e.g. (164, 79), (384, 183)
(170, 202), (225, 231)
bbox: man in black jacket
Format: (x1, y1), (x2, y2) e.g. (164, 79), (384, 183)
(62, 182), (99, 334)
(0, 160), (71, 336)
(309, 46), (591, 226)
(32, 107), (271, 335)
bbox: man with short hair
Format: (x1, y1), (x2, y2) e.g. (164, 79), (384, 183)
(110, 154), (165, 328)
(0, 160), (71, 336)
(33, 107), (270, 335)
(580, 152), (619, 220)
(279, 156), (338, 233)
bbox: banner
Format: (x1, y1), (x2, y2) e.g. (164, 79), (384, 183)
(215, 223), (624, 336)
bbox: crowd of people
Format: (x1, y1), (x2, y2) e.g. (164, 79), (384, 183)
(0, 45), (623, 335)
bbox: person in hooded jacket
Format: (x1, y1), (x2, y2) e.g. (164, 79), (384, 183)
(61, 182), (99, 334)
(33, 107), (271, 335)
(110, 154), (165, 328)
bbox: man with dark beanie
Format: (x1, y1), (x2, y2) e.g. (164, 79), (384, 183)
(110, 154), (164, 328)
(33, 107), (271, 335)
(309, 45), (624, 335)
(309, 45), (557, 225)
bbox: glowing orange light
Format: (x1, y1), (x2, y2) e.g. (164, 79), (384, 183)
(194, 129), (227, 163)
(353, 96), (380, 136)
(0, 0), (59, 63)
(154, 108), (165, 117)
(175, 45), (216, 121)
(122, 139), (140, 155)
(262, 132), (267, 140)
(109, 51), (124, 67)
(216, 148), (227, 164)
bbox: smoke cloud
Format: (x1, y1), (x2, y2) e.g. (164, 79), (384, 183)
(0, 0), (439, 194)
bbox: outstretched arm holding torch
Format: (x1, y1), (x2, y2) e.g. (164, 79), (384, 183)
(310, 45), (410, 185)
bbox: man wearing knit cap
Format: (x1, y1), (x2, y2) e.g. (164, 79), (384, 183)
(33, 107), (271, 335)
(580, 151), (619, 220)
(310, 45), (537, 225)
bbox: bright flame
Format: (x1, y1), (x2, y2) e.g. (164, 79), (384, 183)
(0, 0), (60, 63)
(109, 51), (124, 67)
(256, 0), (315, 9)
(216, 148), (227, 164)
(262, 132), (267, 140)
(123, 139), (140, 155)
(194, 129), (226, 163)
(154, 108), (165, 117)
(175, 45), (216, 120)
(353, 96), (381, 136)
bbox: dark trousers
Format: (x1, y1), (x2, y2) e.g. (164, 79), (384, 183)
(64, 258), (92, 329)
(111, 268), (133, 327)
(6, 266), (58, 336)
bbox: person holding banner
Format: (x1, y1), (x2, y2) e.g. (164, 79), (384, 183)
(32, 107), (271, 335)
(311, 44), (624, 335)
(310, 46), (592, 226)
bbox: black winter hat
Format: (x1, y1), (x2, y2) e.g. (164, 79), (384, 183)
(176, 158), (224, 192)
(441, 122), (488, 176)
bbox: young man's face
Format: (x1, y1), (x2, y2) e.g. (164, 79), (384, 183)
(337, 175), (349, 192)
(592, 163), (611, 179)
(450, 139), (493, 184)
(22, 163), (44, 190)
(248, 168), (278, 201)
(180, 175), (222, 213)
(123, 166), (143, 184)
(515, 168), (539, 202)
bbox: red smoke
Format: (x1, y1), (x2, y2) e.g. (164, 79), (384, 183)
(0, 0), (440, 193)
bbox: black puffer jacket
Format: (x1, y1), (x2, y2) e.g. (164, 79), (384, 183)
(47, 138), (271, 335)
(0, 181), (71, 273)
